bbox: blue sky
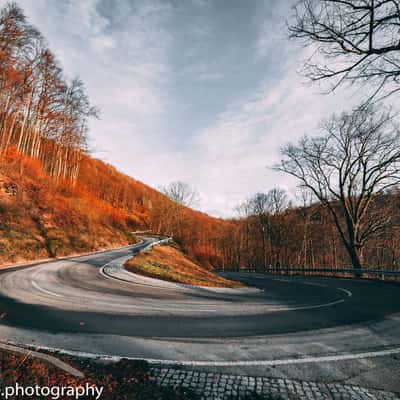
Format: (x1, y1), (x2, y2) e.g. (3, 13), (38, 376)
(9, 0), (364, 217)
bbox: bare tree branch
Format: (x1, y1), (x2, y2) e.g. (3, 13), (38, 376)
(288, 0), (400, 100)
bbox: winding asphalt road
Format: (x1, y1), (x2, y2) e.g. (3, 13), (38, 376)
(0, 238), (400, 391)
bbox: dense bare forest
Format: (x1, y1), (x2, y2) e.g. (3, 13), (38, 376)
(219, 187), (400, 271)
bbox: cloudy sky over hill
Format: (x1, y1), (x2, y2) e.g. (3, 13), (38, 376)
(11, 0), (364, 217)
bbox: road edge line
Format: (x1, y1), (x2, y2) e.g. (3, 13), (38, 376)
(8, 342), (400, 368)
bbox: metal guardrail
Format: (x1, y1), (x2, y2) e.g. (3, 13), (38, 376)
(218, 267), (400, 281)
(141, 237), (172, 252)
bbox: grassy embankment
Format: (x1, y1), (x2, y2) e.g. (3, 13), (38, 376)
(124, 243), (244, 288)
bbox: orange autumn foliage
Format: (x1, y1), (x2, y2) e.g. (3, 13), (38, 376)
(0, 150), (233, 268)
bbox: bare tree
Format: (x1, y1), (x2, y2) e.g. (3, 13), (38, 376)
(265, 188), (291, 268)
(158, 181), (200, 240)
(275, 104), (400, 270)
(234, 199), (252, 267)
(289, 0), (400, 100)
(161, 181), (200, 207)
(247, 188), (290, 269)
(295, 188), (316, 268)
(249, 192), (270, 269)
(268, 188), (290, 214)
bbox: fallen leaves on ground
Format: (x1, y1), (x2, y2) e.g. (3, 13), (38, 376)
(0, 350), (199, 400)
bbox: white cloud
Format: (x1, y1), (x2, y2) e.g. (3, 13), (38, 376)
(91, 35), (115, 52)
(193, 48), (363, 217)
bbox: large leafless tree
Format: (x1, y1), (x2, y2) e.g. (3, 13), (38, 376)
(159, 181), (200, 239)
(275, 105), (400, 270)
(161, 181), (200, 207)
(289, 0), (400, 100)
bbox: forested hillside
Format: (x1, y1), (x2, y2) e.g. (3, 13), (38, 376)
(0, 3), (229, 266)
(1, 2), (399, 272)
(0, 149), (230, 266)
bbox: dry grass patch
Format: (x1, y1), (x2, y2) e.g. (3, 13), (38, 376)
(125, 244), (244, 288)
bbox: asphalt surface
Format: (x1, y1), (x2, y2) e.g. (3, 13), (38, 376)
(0, 239), (399, 337)
(0, 239), (400, 392)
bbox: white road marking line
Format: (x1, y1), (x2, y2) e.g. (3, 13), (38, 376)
(31, 260), (345, 313)
(338, 288), (353, 297)
(96, 270), (346, 312)
(298, 281), (327, 288)
(282, 298), (345, 311)
(19, 249), (347, 315)
(271, 279), (327, 288)
(157, 347), (400, 367)
(84, 299), (344, 313)
(32, 281), (64, 298)
(272, 278), (353, 299)
(94, 301), (217, 313)
(13, 342), (400, 367)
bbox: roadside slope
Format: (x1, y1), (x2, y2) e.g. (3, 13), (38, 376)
(0, 153), (139, 266)
(0, 151), (231, 268)
(125, 243), (243, 288)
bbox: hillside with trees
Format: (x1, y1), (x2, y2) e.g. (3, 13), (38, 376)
(1, 2), (399, 274)
(0, 2), (230, 267)
(0, 146), (233, 266)
(221, 185), (400, 273)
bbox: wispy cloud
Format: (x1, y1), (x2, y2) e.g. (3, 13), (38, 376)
(193, 47), (362, 216)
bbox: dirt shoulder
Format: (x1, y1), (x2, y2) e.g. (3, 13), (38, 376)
(124, 244), (244, 288)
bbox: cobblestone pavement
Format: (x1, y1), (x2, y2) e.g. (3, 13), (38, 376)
(151, 367), (400, 400)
